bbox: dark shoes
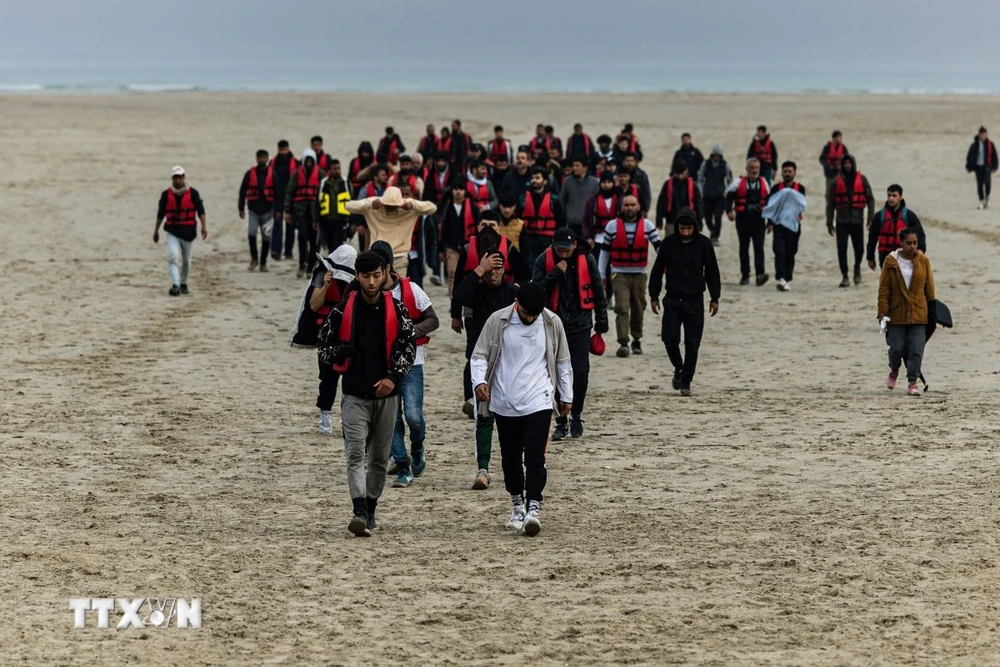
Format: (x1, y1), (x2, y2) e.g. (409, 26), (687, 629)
(552, 422), (569, 441)
(739, 276), (750, 286)
(839, 276), (850, 288)
(168, 285), (181, 296)
(853, 268), (862, 285)
(680, 385), (692, 397)
(411, 448), (426, 477)
(569, 415), (584, 438)
(755, 273), (769, 287)
(672, 369), (682, 390)
(180, 284), (190, 295)
(631, 340), (642, 355)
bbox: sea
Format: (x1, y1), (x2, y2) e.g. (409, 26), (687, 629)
(1, 59), (998, 95)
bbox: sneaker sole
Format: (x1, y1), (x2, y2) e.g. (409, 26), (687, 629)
(472, 478), (489, 490)
(505, 523), (522, 531)
(391, 480), (412, 488)
(523, 518), (541, 537)
(348, 517), (371, 537)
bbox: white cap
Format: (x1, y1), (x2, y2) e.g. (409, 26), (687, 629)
(171, 165), (185, 176)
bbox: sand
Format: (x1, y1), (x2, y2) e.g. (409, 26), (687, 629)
(1, 92), (998, 665)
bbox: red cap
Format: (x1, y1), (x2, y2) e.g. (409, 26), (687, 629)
(589, 333), (606, 356)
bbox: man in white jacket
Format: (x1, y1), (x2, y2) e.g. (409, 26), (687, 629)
(470, 282), (572, 537)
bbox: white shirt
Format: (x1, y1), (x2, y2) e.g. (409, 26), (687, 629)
(897, 254), (915, 290)
(390, 280), (432, 365)
(489, 310), (554, 417)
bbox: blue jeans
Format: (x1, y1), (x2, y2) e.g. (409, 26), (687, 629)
(165, 232), (193, 286)
(391, 365), (425, 465)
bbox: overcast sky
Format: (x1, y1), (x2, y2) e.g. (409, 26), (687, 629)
(1, 0), (997, 73)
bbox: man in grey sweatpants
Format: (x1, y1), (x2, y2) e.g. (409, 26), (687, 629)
(318, 251), (416, 537)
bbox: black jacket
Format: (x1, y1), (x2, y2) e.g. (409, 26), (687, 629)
(315, 176), (351, 223)
(566, 134), (596, 162)
(239, 165), (275, 215)
(966, 137), (999, 171)
(451, 272), (519, 347)
(655, 176), (703, 229)
(531, 248), (609, 335)
(648, 233), (721, 303)
(269, 153), (296, 198)
(866, 201), (926, 261)
(317, 292), (416, 399)
(376, 134), (405, 164)
(825, 154), (875, 226)
(438, 198), (479, 250)
(672, 146), (705, 177)
(452, 238), (532, 290)
(500, 166), (532, 199)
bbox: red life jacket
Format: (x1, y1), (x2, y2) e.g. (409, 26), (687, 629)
(315, 152), (331, 170)
(833, 172), (867, 209)
(409, 218), (421, 253)
(418, 135), (436, 156)
(623, 134), (639, 153)
(734, 177), (769, 213)
(544, 249), (595, 313)
(398, 278), (430, 346)
(773, 181), (803, 193)
(570, 133), (592, 157)
(332, 291), (398, 373)
(609, 218), (648, 268)
(390, 172), (419, 195)
(593, 193), (618, 237)
(446, 198), (476, 241)
(529, 136), (551, 154)
(294, 166), (320, 202)
(466, 180), (490, 210)
(665, 177), (696, 215)
(437, 136), (452, 153)
(752, 137), (774, 165)
(164, 190), (197, 226)
(246, 165), (275, 203)
(488, 139), (509, 161)
(269, 155), (298, 176)
(463, 235), (512, 282)
(314, 280), (344, 327)
(522, 192), (558, 237)
(877, 206), (909, 254)
(348, 157), (369, 191)
(824, 141), (845, 170)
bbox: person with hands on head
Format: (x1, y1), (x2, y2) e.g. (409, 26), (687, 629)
(316, 251), (417, 537)
(532, 228), (608, 440)
(155, 165), (207, 297)
(451, 229), (520, 490)
(470, 281), (572, 537)
(346, 185), (437, 277)
(649, 208), (721, 396)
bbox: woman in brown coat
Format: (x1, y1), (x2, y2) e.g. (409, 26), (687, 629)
(877, 227), (936, 395)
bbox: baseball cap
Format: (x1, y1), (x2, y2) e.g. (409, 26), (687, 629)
(171, 165), (185, 176)
(552, 228), (575, 249)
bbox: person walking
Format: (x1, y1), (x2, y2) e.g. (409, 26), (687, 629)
(877, 228), (936, 396)
(867, 184), (927, 270)
(451, 229), (520, 489)
(315, 159), (353, 254)
(269, 140), (297, 261)
(598, 195), (662, 357)
(725, 158), (770, 287)
(656, 159), (703, 232)
(292, 245), (358, 435)
(317, 251), (417, 537)
(819, 130), (848, 183)
(697, 145), (733, 246)
(768, 161), (807, 291)
(470, 282), (573, 537)
(648, 208), (720, 396)
(672, 133), (705, 178)
(581, 171), (619, 250)
(437, 178), (479, 294)
(487, 125), (514, 165)
(533, 228), (608, 440)
(238, 149), (275, 272)
(284, 148), (321, 279)
(826, 154), (875, 287)
(519, 167), (567, 266)
(747, 125), (778, 184)
(965, 126), (998, 209)
(154, 165), (207, 296)
(346, 185), (437, 276)
(560, 157), (600, 237)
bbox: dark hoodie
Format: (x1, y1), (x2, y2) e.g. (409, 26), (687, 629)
(966, 135), (999, 171)
(866, 198), (926, 262)
(349, 141), (375, 190)
(826, 154), (875, 227)
(531, 244), (609, 336)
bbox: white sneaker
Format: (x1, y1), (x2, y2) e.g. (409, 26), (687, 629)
(978, 201), (985, 210)
(319, 410), (334, 435)
(505, 506), (525, 531)
(776, 278), (788, 292)
(986, 198), (991, 209)
(523, 507), (541, 537)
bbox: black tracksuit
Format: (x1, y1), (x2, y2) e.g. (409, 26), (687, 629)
(531, 249), (609, 422)
(648, 234), (721, 387)
(725, 178), (768, 279)
(965, 137), (999, 201)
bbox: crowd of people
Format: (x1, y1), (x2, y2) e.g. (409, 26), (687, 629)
(151, 118), (971, 537)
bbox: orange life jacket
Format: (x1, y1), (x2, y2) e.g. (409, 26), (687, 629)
(332, 291), (398, 373)
(544, 248), (595, 313)
(246, 165), (275, 203)
(833, 172), (867, 209)
(752, 137), (774, 165)
(522, 192), (558, 237)
(609, 218), (648, 268)
(164, 190), (197, 226)
(593, 193), (618, 237)
(294, 166), (320, 202)
(877, 206), (909, 254)
(734, 177), (769, 213)
(824, 141), (845, 170)
(466, 180), (490, 210)
(463, 235), (512, 282)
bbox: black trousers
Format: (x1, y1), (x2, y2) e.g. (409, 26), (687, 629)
(556, 330), (590, 424)
(318, 219), (347, 255)
(495, 410), (551, 502)
(295, 210), (317, 271)
(661, 296), (705, 385)
(316, 359), (340, 411)
(836, 223), (864, 276)
(772, 225), (801, 282)
(704, 196), (725, 239)
(463, 333), (475, 401)
(975, 166), (993, 200)
(735, 212), (766, 278)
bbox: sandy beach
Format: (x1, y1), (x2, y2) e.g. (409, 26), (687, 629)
(1, 92), (998, 665)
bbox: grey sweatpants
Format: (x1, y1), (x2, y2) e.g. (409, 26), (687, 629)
(341, 394), (399, 500)
(886, 324), (926, 384)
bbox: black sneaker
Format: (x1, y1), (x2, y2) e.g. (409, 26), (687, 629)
(569, 415), (584, 438)
(853, 268), (862, 285)
(179, 284), (190, 295)
(168, 285), (181, 296)
(680, 385), (692, 397)
(365, 498), (379, 532)
(348, 512), (371, 537)
(755, 273), (769, 287)
(672, 369), (682, 390)
(631, 340), (642, 355)
(739, 276), (750, 286)
(552, 422), (569, 441)
(839, 276), (850, 288)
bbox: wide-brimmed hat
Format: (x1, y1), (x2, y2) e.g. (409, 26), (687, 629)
(380, 186), (404, 206)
